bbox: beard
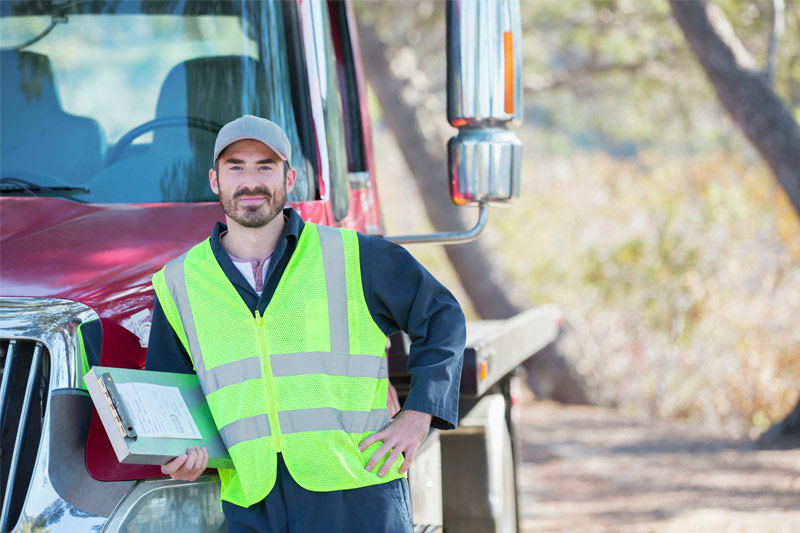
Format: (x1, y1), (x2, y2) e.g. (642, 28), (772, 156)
(219, 181), (287, 228)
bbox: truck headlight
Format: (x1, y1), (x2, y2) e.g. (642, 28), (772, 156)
(104, 476), (225, 533)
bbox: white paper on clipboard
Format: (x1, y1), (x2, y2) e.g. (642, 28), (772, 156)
(116, 382), (202, 439)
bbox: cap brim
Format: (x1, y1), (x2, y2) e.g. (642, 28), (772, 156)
(214, 136), (289, 164)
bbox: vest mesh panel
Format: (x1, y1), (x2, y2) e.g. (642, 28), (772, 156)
(275, 375), (384, 411)
(341, 229), (387, 354)
(206, 381), (266, 427)
(154, 267), (263, 505)
(264, 224), (330, 355)
(182, 242), (277, 506)
(269, 226), (402, 490)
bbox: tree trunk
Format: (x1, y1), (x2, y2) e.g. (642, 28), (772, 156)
(759, 398), (800, 449)
(670, 0), (800, 446)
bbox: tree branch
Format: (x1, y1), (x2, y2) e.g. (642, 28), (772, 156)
(670, 0), (800, 217)
(524, 60), (653, 94)
(766, 0), (785, 85)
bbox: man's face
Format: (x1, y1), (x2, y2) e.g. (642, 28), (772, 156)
(209, 139), (296, 228)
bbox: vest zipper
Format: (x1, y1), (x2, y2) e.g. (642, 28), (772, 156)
(255, 309), (281, 453)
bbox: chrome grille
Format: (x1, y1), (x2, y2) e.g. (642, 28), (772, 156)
(0, 339), (51, 532)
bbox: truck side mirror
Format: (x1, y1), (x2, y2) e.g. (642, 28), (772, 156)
(447, 0), (522, 206)
(387, 0), (523, 245)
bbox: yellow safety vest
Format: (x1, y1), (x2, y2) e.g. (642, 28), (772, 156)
(152, 223), (403, 507)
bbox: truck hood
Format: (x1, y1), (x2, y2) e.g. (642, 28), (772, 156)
(1, 197), (329, 328)
(0, 197), (226, 324)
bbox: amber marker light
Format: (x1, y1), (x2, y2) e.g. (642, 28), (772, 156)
(503, 31), (514, 115)
(480, 358), (489, 381)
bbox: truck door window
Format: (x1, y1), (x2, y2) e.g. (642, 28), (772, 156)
(0, 1), (316, 204)
(329, 1), (366, 173)
(313, 0), (350, 221)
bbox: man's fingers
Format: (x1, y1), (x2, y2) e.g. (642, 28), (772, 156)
(365, 441), (394, 472)
(358, 431), (384, 452)
(161, 453), (187, 475)
(194, 447), (209, 475)
(182, 447), (199, 474)
(399, 446), (417, 475)
(161, 446), (207, 480)
(200, 447), (209, 470)
(184, 447), (208, 481)
(379, 446), (404, 477)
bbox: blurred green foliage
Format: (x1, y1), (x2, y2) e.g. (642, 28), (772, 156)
(481, 147), (800, 437)
(521, 0), (800, 158)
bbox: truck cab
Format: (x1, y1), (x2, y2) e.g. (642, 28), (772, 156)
(1, 1), (555, 531)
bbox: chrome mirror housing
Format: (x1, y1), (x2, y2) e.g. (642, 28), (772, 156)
(448, 129), (521, 205)
(447, 0), (522, 206)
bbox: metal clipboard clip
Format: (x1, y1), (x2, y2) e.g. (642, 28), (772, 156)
(97, 373), (138, 439)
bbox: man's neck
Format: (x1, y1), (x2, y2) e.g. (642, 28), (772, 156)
(220, 213), (286, 260)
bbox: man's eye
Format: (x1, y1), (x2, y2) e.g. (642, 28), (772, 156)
(230, 166), (243, 170)
(259, 165), (272, 171)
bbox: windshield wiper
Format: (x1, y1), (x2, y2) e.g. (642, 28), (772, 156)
(1, 177), (89, 203)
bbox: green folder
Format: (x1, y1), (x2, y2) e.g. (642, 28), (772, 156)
(85, 366), (233, 469)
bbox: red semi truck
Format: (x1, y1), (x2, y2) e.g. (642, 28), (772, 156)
(0, 1), (559, 531)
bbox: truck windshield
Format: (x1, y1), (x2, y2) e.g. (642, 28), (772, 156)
(0, 0), (315, 204)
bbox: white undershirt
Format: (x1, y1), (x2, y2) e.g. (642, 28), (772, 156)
(230, 258), (270, 296)
(220, 230), (272, 296)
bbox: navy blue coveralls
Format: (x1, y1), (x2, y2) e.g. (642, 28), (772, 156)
(145, 208), (466, 533)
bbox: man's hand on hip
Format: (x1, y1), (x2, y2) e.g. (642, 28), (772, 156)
(161, 445), (209, 481)
(359, 409), (432, 477)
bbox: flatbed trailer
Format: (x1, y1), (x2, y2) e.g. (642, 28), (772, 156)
(391, 305), (562, 532)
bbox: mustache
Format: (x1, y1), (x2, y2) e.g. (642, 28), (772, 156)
(234, 186), (272, 200)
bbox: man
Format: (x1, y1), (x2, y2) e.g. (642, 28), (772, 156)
(146, 115), (465, 532)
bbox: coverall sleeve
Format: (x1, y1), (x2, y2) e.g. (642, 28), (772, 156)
(359, 234), (466, 430)
(144, 294), (196, 374)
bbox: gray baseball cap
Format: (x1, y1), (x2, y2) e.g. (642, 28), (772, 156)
(213, 115), (291, 166)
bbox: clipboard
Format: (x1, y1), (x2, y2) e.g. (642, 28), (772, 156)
(84, 366), (233, 469)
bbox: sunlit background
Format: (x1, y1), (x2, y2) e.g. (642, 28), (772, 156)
(360, 0), (800, 440)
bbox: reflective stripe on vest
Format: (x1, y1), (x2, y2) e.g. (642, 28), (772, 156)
(278, 407), (390, 434)
(195, 352), (388, 395)
(318, 225), (349, 354)
(164, 252), (207, 375)
(219, 414), (271, 447)
(155, 223), (400, 506)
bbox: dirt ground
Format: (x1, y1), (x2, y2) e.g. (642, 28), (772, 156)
(517, 394), (800, 533)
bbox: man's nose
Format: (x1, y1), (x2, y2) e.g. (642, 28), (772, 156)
(241, 168), (263, 186)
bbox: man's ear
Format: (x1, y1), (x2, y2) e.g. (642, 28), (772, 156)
(209, 168), (220, 195)
(285, 166), (297, 195)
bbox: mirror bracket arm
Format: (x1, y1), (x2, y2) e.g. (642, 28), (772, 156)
(384, 202), (489, 245)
